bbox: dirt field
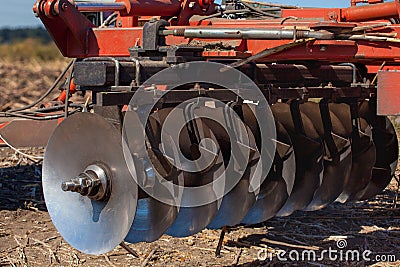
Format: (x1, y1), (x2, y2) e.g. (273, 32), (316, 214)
(1, 60), (400, 266)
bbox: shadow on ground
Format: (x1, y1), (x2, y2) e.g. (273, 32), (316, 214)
(0, 164), (46, 211)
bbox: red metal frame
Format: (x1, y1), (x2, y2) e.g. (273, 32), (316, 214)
(377, 70), (400, 115)
(2, 0), (399, 147)
(32, 0), (400, 68)
(283, 0), (400, 22)
(30, 20), (400, 66)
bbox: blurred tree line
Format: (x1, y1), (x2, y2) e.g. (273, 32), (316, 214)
(0, 27), (51, 44)
(0, 27), (63, 61)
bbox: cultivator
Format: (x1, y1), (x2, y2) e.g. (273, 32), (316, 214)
(0, 0), (400, 255)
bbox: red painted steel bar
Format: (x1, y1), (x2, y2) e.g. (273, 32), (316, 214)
(282, 0), (400, 22)
(74, 2), (127, 12)
(116, 0), (182, 17)
(36, 0), (183, 18)
(342, 0), (400, 21)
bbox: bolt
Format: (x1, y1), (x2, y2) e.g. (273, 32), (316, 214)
(61, 164), (110, 201)
(328, 11), (338, 21)
(61, 175), (91, 194)
(61, 181), (78, 192)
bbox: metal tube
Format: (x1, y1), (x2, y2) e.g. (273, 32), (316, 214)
(342, 0), (400, 22)
(162, 28), (334, 40)
(119, 0), (182, 17)
(74, 2), (126, 12)
(338, 63), (358, 84)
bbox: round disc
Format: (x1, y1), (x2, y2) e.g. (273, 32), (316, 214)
(272, 103), (324, 217)
(241, 120), (296, 224)
(155, 108), (223, 237)
(329, 103), (376, 203)
(124, 114), (179, 243)
(339, 128), (375, 202)
(125, 196), (178, 243)
(355, 111), (399, 200)
(207, 168), (257, 229)
(300, 102), (352, 211)
(242, 105), (295, 197)
(165, 188), (219, 237)
(194, 106), (259, 229)
(43, 112), (138, 255)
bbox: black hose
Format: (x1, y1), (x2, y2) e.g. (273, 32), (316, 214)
(0, 103), (89, 120)
(65, 59), (77, 118)
(7, 59), (75, 113)
(0, 109), (81, 120)
(14, 103), (89, 114)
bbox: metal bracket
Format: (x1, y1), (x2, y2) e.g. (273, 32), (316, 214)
(142, 19), (170, 51)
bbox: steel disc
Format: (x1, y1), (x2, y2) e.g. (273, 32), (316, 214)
(354, 101), (399, 200)
(125, 196), (178, 243)
(190, 106), (259, 229)
(124, 115), (179, 243)
(241, 119), (296, 225)
(241, 105), (295, 196)
(154, 108), (224, 237)
(165, 171), (222, 237)
(272, 103), (324, 217)
(43, 112), (138, 255)
(329, 103), (376, 203)
(206, 153), (259, 229)
(355, 119), (398, 200)
(300, 102), (352, 211)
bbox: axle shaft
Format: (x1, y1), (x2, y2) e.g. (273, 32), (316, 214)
(160, 28), (334, 40)
(61, 164), (110, 201)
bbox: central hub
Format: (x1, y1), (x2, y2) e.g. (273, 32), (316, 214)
(61, 164), (111, 201)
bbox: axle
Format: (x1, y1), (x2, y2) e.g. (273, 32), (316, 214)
(160, 28), (334, 40)
(62, 164), (110, 201)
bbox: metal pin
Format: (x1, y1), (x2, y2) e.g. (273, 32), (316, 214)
(215, 226), (227, 257)
(120, 241), (140, 258)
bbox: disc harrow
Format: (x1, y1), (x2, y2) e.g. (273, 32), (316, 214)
(39, 99), (398, 255)
(1, 0), (400, 257)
